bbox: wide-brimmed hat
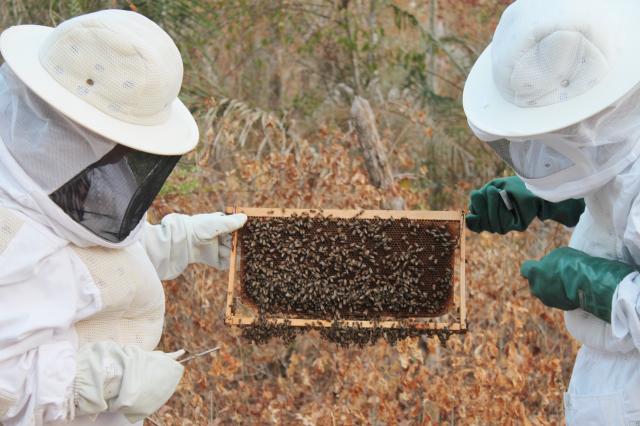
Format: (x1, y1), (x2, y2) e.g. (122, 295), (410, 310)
(463, 0), (640, 139)
(0, 9), (198, 155)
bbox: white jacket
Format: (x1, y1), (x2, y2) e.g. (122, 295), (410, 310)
(563, 159), (640, 424)
(0, 206), (202, 426)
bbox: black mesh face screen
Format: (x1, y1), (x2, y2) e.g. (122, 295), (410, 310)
(49, 145), (181, 242)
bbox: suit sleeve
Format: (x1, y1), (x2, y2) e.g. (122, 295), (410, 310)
(0, 223), (101, 425)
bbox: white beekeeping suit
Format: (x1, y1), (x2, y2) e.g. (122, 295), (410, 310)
(0, 10), (246, 426)
(464, 0), (640, 423)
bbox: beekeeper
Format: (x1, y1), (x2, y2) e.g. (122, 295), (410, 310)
(463, 0), (640, 423)
(0, 9), (246, 426)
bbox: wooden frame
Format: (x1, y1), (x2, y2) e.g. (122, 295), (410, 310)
(224, 207), (467, 332)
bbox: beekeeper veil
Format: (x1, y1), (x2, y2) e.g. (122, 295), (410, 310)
(462, 0), (640, 202)
(0, 9), (199, 247)
(469, 85), (640, 202)
(0, 64), (180, 247)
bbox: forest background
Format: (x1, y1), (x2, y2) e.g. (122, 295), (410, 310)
(1, 1), (576, 424)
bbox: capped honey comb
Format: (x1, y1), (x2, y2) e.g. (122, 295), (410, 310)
(225, 208), (467, 346)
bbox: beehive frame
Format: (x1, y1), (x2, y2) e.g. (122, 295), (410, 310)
(224, 207), (467, 333)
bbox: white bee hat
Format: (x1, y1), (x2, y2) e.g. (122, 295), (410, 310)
(0, 9), (199, 155)
(463, 0), (640, 139)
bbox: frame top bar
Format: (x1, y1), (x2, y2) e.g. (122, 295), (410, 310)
(225, 207), (463, 221)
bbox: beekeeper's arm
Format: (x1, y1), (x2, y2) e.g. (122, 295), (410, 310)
(0, 221), (99, 425)
(0, 228), (184, 425)
(520, 246), (640, 351)
(0, 282), (80, 423)
(518, 197), (640, 351)
(604, 198), (640, 348)
(71, 342), (184, 423)
(466, 176), (585, 234)
(142, 212), (247, 280)
(0, 336), (77, 425)
(520, 247), (636, 323)
(1, 342), (184, 425)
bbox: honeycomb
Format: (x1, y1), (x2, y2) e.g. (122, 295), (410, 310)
(237, 212), (460, 320)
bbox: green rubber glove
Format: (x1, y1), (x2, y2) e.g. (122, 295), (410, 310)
(521, 247), (636, 323)
(466, 176), (585, 234)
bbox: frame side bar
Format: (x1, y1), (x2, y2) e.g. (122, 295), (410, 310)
(459, 211), (467, 331)
(224, 230), (240, 323)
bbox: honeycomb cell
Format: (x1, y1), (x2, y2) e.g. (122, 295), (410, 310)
(238, 214), (460, 319)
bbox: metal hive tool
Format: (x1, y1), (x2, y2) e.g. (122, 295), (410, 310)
(225, 208), (467, 334)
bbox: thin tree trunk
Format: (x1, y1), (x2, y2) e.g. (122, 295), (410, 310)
(428, 0), (437, 91)
(351, 96), (405, 209)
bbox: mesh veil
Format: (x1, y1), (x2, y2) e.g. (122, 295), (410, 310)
(469, 83), (640, 201)
(0, 65), (117, 193)
(0, 64), (179, 246)
(49, 145), (179, 242)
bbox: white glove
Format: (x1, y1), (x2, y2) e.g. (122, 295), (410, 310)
(72, 342), (184, 423)
(142, 212), (247, 280)
(186, 213), (247, 269)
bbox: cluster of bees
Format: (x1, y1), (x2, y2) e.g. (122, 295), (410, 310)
(241, 318), (298, 345)
(238, 213), (460, 346)
(318, 321), (452, 347)
(241, 319), (456, 348)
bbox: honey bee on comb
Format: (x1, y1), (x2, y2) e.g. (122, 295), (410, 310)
(226, 208), (467, 347)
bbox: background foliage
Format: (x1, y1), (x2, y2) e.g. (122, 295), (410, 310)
(2, 1), (576, 424)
